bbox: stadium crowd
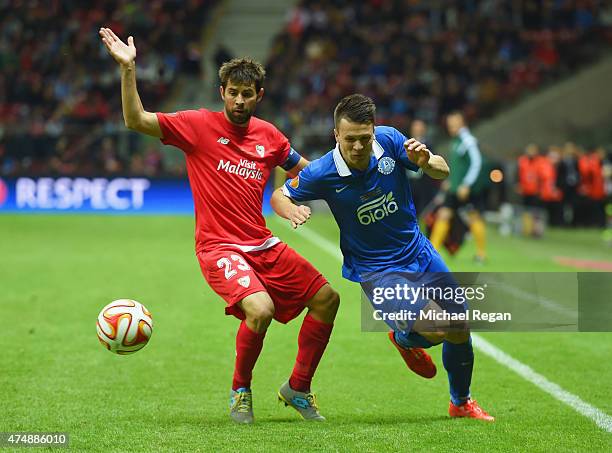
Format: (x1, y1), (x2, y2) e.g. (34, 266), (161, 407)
(0, 0), (216, 177)
(259, 0), (611, 153)
(1, 0), (611, 231)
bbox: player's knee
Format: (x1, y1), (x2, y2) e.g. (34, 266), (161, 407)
(241, 295), (275, 330)
(325, 287), (341, 313)
(251, 303), (274, 323)
(306, 284), (340, 321)
(247, 306), (274, 332)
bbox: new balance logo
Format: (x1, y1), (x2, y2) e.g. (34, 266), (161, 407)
(217, 137), (230, 145)
(357, 191), (398, 225)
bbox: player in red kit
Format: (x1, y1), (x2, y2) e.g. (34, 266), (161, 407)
(99, 27), (339, 424)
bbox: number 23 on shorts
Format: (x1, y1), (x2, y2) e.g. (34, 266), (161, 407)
(216, 254), (251, 280)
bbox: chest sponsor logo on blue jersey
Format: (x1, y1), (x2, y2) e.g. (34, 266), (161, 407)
(377, 157), (395, 175)
(357, 191), (398, 225)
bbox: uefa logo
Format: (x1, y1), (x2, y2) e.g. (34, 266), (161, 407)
(377, 156), (395, 175)
(0, 178), (8, 207)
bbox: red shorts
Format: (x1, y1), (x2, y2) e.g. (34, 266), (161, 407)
(197, 242), (328, 324)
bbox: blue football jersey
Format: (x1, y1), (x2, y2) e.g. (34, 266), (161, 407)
(283, 126), (429, 282)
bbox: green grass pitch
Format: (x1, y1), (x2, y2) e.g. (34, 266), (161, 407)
(1, 214), (611, 452)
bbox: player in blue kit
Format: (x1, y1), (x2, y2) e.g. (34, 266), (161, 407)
(271, 94), (494, 421)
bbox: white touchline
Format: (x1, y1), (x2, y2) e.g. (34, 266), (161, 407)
(272, 219), (612, 433)
(472, 335), (612, 433)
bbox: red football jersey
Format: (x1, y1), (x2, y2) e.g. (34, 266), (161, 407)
(157, 109), (291, 253)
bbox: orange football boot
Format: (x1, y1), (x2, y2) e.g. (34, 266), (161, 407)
(388, 331), (437, 378)
(449, 399), (495, 421)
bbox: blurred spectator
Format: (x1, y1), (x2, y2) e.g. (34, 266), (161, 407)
(578, 146), (608, 227)
(213, 45), (235, 71)
(183, 41), (204, 77)
(99, 137), (123, 175)
(538, 146), (564, 226)
(517, 143), (541, 206)
(557, 141), (581, 226)
(517, 143), (542, 235)
(142, 146), (165, 176)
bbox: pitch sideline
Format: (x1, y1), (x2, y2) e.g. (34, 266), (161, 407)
(272, 219), (612, 433)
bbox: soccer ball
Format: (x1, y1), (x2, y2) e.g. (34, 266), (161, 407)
(96, 299), (153, 354)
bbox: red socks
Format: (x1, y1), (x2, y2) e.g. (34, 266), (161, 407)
(232, 321), (266, 390)
(232, 315), (333, 392)
(289, 314), (334, 392)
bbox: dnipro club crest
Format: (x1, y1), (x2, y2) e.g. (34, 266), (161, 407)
(378, 157), (395, 175)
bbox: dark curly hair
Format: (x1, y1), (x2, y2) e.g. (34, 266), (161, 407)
(218, 57), (266, 91)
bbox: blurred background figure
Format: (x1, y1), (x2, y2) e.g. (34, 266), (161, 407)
(578, 146), (608, 227)
(213, 45), (235, 72)
(430, 112), (488, 262)
(558, 142), (581, 227)
(538, 146), (564, 227)
(517, 143), (543, 236)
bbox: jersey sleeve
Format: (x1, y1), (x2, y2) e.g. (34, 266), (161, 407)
(282, 163), (323, 202)
(272, 127), (292, 167)
(390, 127), (420, 172)
(280, 147), (303, 171)
(156, 110), (203, 154)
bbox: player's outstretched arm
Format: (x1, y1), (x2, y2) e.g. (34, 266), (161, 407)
(99, 27), (162, 138)
(404, 138), (450, 179)
(271, 188), (311, 229)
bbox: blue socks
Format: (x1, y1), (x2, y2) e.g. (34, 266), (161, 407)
(442, 336), (474, 406)
(394, 331), (474, 406)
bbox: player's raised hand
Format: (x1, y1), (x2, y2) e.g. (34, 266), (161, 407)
(404, 138), (431, 169)
(99, 27), (136, 67)
(289, 204), (311, 229)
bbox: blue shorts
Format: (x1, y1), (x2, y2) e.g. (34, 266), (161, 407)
(360, 241), (468, 333)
